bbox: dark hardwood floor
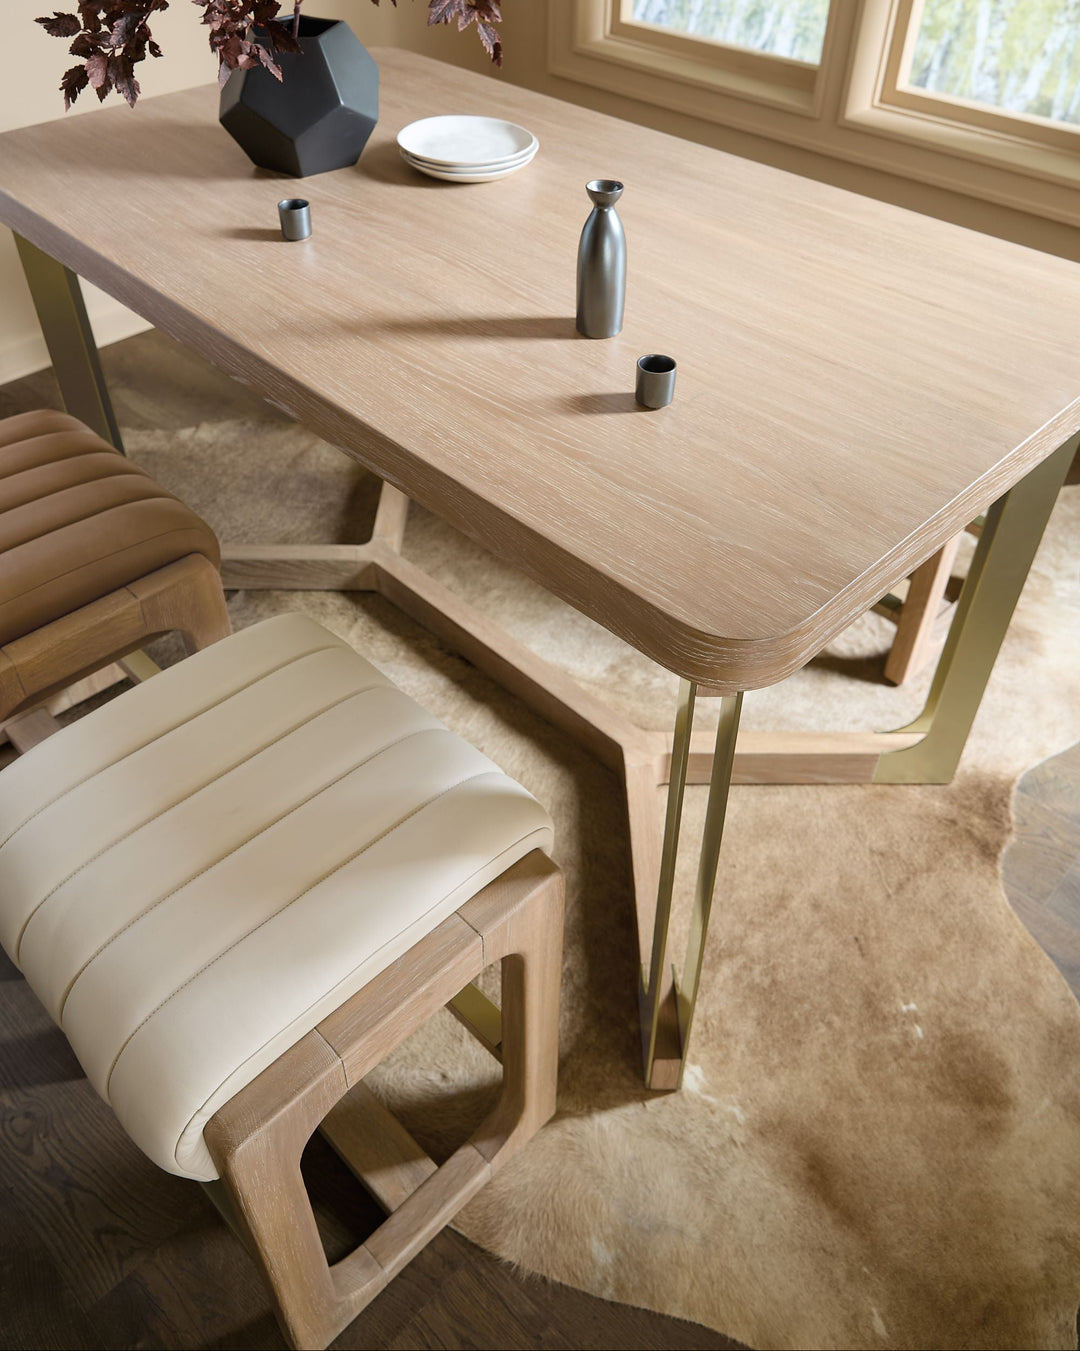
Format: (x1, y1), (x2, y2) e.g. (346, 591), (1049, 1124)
(1003, 741), (1080, 995)
(0, 336), (1077, 1350)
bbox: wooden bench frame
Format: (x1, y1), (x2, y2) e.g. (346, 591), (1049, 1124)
(0, 552), (230, 739)
(202, 850), (564, 1351)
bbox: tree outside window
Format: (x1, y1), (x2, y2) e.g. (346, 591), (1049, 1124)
(629, 0), (829, 64)
(908, 0), (1080, 127)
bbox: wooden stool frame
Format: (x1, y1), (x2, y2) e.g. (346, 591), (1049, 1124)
(5, 703), (562, 1350)
(202, 851), (563, 1351)
(0, 552), (230, 746)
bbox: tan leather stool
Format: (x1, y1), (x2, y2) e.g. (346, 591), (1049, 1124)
(0, 409), (229, 726)
(0, 613), (563, 1350)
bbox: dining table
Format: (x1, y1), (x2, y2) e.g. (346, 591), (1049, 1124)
(2, 47), (1078, 1091)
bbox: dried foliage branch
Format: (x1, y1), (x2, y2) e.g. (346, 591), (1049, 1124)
(35, 0), (503, 109)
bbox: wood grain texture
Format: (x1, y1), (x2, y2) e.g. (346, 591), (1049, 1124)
(205, 851), (564, 1350)
(0, 663), (126, 750)
(317, 915), (484, 1090)
(5, 708), (62, 754)
(883, 534), (962, 685)
(0, 554), (230, 722)
(3, 50), (1078, 688)
(221, 543), (379, 591)
(645, 729), (924, 785)
(374, 546), (648, 771)
(321, 1081), (438, 1214)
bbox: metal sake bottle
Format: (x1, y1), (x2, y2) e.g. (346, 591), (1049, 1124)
(576, 179), (626, 339)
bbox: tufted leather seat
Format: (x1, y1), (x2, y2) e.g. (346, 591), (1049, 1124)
(0, 613), (553, 1181)
(0, 409), (219, 647)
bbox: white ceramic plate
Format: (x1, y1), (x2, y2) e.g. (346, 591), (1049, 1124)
(397, 115), (537, 167)
(404, 143), (535, 171)
(402, 145), (537, 183)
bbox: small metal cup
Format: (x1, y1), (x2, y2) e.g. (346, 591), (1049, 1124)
(636, 353), (676, 409)
(278, 197), (312, 241)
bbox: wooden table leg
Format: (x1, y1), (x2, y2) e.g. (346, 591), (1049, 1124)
(883, 533), (961, 686)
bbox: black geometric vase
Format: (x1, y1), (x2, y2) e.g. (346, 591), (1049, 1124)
(219, 17), (378, 178)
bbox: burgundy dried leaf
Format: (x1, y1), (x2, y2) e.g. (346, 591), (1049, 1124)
(60, 61), (89, 108)
(41, 0), (503, 111)
(218, 31), (244, 63)
(263, 20), (302, 53)
(475, 20), (501, 65)
(254, 43), (283, 79)
(251, 0), (281, 25)
(427, 0), (458, 23)
(426, 0), (502, 64)
(76, 2), (103, 32)
(109, 11), (142, 46)
(36, 11), (81, 38)
(108, 52), (140, 105)
(85, 49), (109, 86)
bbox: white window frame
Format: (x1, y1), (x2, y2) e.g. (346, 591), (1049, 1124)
(547, 0), (838, 125)
(548, 0), (1080, 227)
(844, 0), (1080, 190)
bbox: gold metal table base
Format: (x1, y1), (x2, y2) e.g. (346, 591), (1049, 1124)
(17, 233), (1077, 1090)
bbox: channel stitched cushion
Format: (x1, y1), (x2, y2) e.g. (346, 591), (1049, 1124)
(0, 409), (220, 647)
(0, 613), (553, 1182)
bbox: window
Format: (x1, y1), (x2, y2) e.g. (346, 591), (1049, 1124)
(907, 0), (1080, 127)
(627, 0), (830, 65)
(548, 0), (1080, 228)
(547, 0), (844, 121)
(866, 0), (1080, 160)
(846, 0), (1080, 198)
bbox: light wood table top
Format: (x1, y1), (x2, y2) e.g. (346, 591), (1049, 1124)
(3, 48), (1079, 688)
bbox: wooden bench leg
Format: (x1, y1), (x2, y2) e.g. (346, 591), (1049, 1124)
(127, 553), (232, 655)
(460, 855), (564, 1165)
(203, 853), (563, 1351)
(884, 534), (961, 686)
(0, 554), (231, 724)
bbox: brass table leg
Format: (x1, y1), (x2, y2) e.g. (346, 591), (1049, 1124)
(640, 682), (743, 1090)
(875, 433), (1078, 785)
(15, 233), (124, 452)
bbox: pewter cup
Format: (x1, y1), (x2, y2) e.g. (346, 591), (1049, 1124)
(636, 354), (676, 408)
(278, 197), (312, 241)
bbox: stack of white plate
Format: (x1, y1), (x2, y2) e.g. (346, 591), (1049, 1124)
(397, 115), (538, 183)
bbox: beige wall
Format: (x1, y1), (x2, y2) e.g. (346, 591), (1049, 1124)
(0, 0), (398, 382)
(4, 0), (1078, 381)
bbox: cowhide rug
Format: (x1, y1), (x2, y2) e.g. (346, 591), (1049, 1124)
(127, 411), (1080, 1351)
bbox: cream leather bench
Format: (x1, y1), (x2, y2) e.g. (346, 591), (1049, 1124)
(0, 612), (563, 1350)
